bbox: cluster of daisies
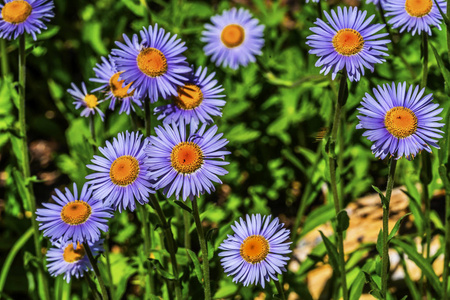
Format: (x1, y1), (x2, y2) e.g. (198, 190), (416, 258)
(307, 5), (445, 159)
(0, 0), (292, 288)
(2, 0), (446, 292)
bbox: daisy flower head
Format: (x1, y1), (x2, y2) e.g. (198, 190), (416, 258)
(154, 65), (226, 126)
(306, 6), (390, 82)
(90, 55), (143, 115)
(68, 82), (105, 121)
(201, 7), (265, 70)
(46, 239), (103, 283)
(86, 131), (154, 212)
(218, 214), (292, 288)
(112, 24), (191, 103)
(145, 120), (230, 201)
(384, 0), (446, 36)
(36, 183), (112, 245)
(357, 82), (444, 160)
(0, 0), (54, 40)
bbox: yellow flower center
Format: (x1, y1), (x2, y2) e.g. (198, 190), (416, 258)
(109, 72), (135, 99)
(1, 0), (32, 24)
(171, 142), (203, 174)
(137, 47), (168, 77)
(63, 242), (86, 263)
(173, 84), (203, 110)
(240, 235), (270, 264)
(221, 24), (245, 48)
(405, 0), (433, 17)
(60, 201), (92, 225)
(84, 94), (98, 109)
(110, 155), (140, 186)
(332, 29), (364, 56)
(384, 107), (418, 139)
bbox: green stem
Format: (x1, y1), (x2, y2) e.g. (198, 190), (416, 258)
(149, 195), (182, 300)
(381, 158), (398, 299)
(421, 33), (428, 89)
(83, 242), (109, 300)
(192, 198), (211, 300)
(441, 165), (450, 300)
(338, 108), (345, 208)
(137, 205), (154, 298)
(84, 275), (102, 300)
(1, 39), (8, 77)
(0, 227), (33, 292)
(274, 278), (286, 300)
(103, 234), (116, 299)
(316, 1), (323, 19)
(328, 71), (348, 300)
(18, 35), (50, 300)
(183, 210), (191, 249)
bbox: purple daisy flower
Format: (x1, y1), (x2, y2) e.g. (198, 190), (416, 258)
(145, 120), (230, 201)
(218, 214), (291, 288)
(0, 0), (54, 40)
(306, 6), (390, 82)
(112, 24), (191, 103)
(46, 239), (103, 283)
(357, 82), (444, 160)
(86, 131), (154, 212)
(154, 65), (226, 126)
(201, 7), (265, 70)
(384, 0), (446, 36)
(36, 183), (112, 245)
(68, 82), (105, 121)
(90, 55), (143, 115)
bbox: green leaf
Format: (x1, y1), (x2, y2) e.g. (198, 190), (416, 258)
(390, 239), (442, 295)
(388, 213), (411, 242)
(148, 258), (176, 281)
(319, 231), (340, 274)
(213, 280), (239, 298)
(185, 249), (203, 285)
(205, 228), (217, 241)
(376, 229), (383, 256)
(12, 169), (29, 210)
(336, 210), (349, 233)
(349, 270), (365, 300)
(430, 42), (450, 84)
(401, 189), (424, 234)
(372, 185), (387, 207)
(207, 240), (214, 261)
(363, 271), (383, 299)
(301, 204), (334, 237)
(173, 200), (192, 214)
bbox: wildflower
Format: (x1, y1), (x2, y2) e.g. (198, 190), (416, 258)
(86, 131), (154, 212)
(357, 82), (444, 159)
(145, 120), (230, 201)
(68, 82), (105, 121)
(46, 239), (103, 283)
(112, 24), (191, 102)
(90, 55), (142, 115)
(201, 7), (264, 70)
(219, 214), (291, 287)
(36, 183), (112, 244)
(154, 65), (225, 126)
(0, 0), (54, 40)
(384, 0), (447, 35)
(306, 6), (390, 81)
